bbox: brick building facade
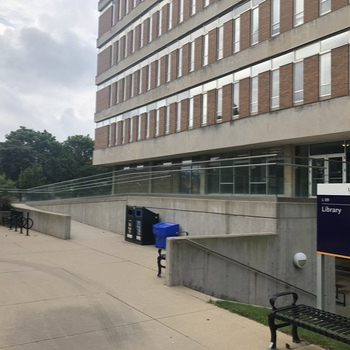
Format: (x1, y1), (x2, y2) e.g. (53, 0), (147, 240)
(94, 0), (350, 197)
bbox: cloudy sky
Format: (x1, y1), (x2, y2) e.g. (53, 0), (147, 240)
(0, 0), (98, 142)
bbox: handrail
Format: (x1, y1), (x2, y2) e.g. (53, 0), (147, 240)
(180, 238), (316, 299)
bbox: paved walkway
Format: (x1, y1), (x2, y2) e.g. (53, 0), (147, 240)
(0, 221), (323, 349)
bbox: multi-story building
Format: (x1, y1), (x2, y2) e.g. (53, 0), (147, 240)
(93, 0), (350, 199)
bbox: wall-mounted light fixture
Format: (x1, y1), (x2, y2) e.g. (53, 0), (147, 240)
(293, 252), (307, 269)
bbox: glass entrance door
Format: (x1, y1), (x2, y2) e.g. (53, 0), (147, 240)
(309, 155), (345, 196)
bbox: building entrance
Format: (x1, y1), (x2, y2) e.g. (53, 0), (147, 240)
(309, 154), (346, 196)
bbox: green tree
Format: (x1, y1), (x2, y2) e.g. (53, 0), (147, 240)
(18, 166), (47, 189)
(0, 126), (61, 183)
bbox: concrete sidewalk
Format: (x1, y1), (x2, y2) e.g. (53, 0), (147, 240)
(0, 221), (322, 350)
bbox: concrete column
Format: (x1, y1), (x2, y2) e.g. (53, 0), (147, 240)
(284, 145), (295, 197)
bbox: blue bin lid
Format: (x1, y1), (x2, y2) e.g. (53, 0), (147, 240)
(153, 222), (178, 228)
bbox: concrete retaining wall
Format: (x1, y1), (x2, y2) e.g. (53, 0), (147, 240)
(14, 204), (71, 240)
(27, 195), (335, 310)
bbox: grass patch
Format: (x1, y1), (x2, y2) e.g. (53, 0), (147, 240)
(213, 300), (349, 350)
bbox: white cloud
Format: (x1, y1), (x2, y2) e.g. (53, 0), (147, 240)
(0, 0), (98, 142)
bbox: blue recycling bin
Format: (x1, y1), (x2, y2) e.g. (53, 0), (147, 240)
(153, 222), (179, 249)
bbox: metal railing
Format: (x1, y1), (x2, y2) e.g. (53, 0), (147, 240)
(1, 154), (348, 201)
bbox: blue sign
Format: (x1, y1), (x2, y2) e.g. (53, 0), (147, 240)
(317, 184), (350, 258)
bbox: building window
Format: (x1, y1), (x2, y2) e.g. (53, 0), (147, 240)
(203, 34), (209, 66)
(217, 26), (224, 60)
(146, 112), (150, 139)
(117, 41), (121, 62)
(232, 83), (239, 117)
(320, 0), (331, 15)
(165, 106), (170, 134)
(129, 118), (133, 142)
(125, 0), (129, 15)
(167, 54), (171, 82)
(158, 11), (162, 37)
(190, 0), (196, 16)
(271, 69), (280, 109)
(294, 0), (304, 27)
(189, 98), (194, 128)
(140, 23), (144, 48)
(176, 102), (181, 131)
(138, 69), (142, 94)
(320, 52), (331, 97)
(168, 1), (173, 30)
(115, 81), (119, 104)
(118, 0), (123, 20)
(177, 48), (182, 78)
(148, 17), (153, 43)
(124, 36), (128, 58)
(216, 88), (223, 120)
(156, 60), (161, 87)
(113, 123), (117, 145)
(121, 121), (125, 144)
(271, 0), (280, 36)
(130, 30), (135, 53)
(147, 65), (151, 91)
(108, 125), (112, 146)
(130, 75), (134, 98)
(155, 110), (160, 136)
(179, 0), (184, 23)
(202, 93), (207, 125)
(234, 17), (240, 53)
(190, 41), (195, 72)
(293, 61), (304, 103)
(122, 78), (127, 101)
(250, 76), (258, 113)
(204, 0), (209, 7)
(137, 116), (141, 141)
(251, 7), (259, 45)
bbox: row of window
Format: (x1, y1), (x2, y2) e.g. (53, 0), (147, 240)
(97, 0), (337, 102)
(96, 30), (349, 122)
(101, 47), (342, 148)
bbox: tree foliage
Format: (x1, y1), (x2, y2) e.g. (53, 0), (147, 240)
(0, 126), (110, 189)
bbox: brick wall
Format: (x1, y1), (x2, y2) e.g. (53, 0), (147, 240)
(181, 99), (189, 131)
(193, 95), (202, 129)
(169, 103), (177, 134)
(280, 0), (293, 34)
(304, 55), (319, 104)
(239, 78), (250, 118)
(332, 45), (349, 98)
(240, 11), (251, 50)
(182, 43), (190, 76)
(96, 86), (110, 113)
(258, 71), (270, 114)
(140, 113), (147, 141)
(159, 107), (166, 137)
(222, 84), (233, 122)
(305, 0), (319, 23)
(132, 116), (138, 142)
(98, 7), (112, 37)
(332, 0), (348, 11)
(94, 126), (109, 149)
(149, 110), (156, 139)
(195, 37), (203, 70)
(208, 28), (217, 64)
(280, 64), (293, 109)
(207, 90), (216, 126)
(117, 121), (123, 145)
(97, 47), (111, 75)
(223, 20), (233, 58)
(259, 0), (271, 42)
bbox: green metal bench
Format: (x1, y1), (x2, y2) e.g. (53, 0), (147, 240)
(268, 291), (350, 349)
